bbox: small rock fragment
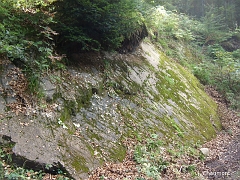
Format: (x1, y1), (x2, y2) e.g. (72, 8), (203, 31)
(200, 148), (210, 156)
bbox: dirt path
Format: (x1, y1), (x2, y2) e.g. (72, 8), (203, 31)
(201, 87), (240, 179)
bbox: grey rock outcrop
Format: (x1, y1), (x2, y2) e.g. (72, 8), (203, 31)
(0, 42), (222, 179)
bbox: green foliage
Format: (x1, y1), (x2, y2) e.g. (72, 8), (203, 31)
(0, 162), (4, 179)
(133, 134), (203, 179)
(142, 2), (240, 110)
(0, 0), (65, 95)
(52, 0), (145, 52)
(0, 1), (53, 61)
(192, 45), (240, 109)
(198, 6), (230, 45)
(207, 45), (240, 107)
(143, 5), (197, 47)
(148, 0), (240, 29)
(192, 63), (213, 85)
(172, 123), (184, 138)
(10, 0), (54, 8)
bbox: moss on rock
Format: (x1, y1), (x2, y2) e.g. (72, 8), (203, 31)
(24, 42), (221, 179)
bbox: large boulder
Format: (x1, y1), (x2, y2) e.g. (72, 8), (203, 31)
(0, 42), (221, 179)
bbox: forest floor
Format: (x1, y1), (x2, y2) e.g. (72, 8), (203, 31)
(201, 86), (240, 180)
(87, 86), (240, 180)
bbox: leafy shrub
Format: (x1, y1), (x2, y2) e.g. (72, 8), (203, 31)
(0, 162), (4, 179)
(51, 0), (145, 53)
(0, 1), (53, 61)
(134, 135), (167, 179)
(192, 44), (240, 109)
(133, 134), (203, 179)
(197, 6), (231, 45)
(232, 49), (240, 59)
(0, 1), (64, 95)
(143, 5), (196, 43)
(192, 63), (213, 85)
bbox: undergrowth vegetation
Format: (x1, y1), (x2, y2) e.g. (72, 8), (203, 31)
(0, 0), (65, 96)
(134, 134), (204, 179)
(51, 0), (145, 52)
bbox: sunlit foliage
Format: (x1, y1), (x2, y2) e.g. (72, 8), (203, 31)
(51, 0), (145, 52)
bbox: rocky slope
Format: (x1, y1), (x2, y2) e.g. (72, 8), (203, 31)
(0, 42), (221, 179)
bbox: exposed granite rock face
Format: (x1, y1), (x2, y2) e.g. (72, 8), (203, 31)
(0, 63), (18, 105)
(0, 42), (221, 179)
(40, 77), (57, 102)
(0, 116), (98, 179)
(0, 96), (5, 115)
